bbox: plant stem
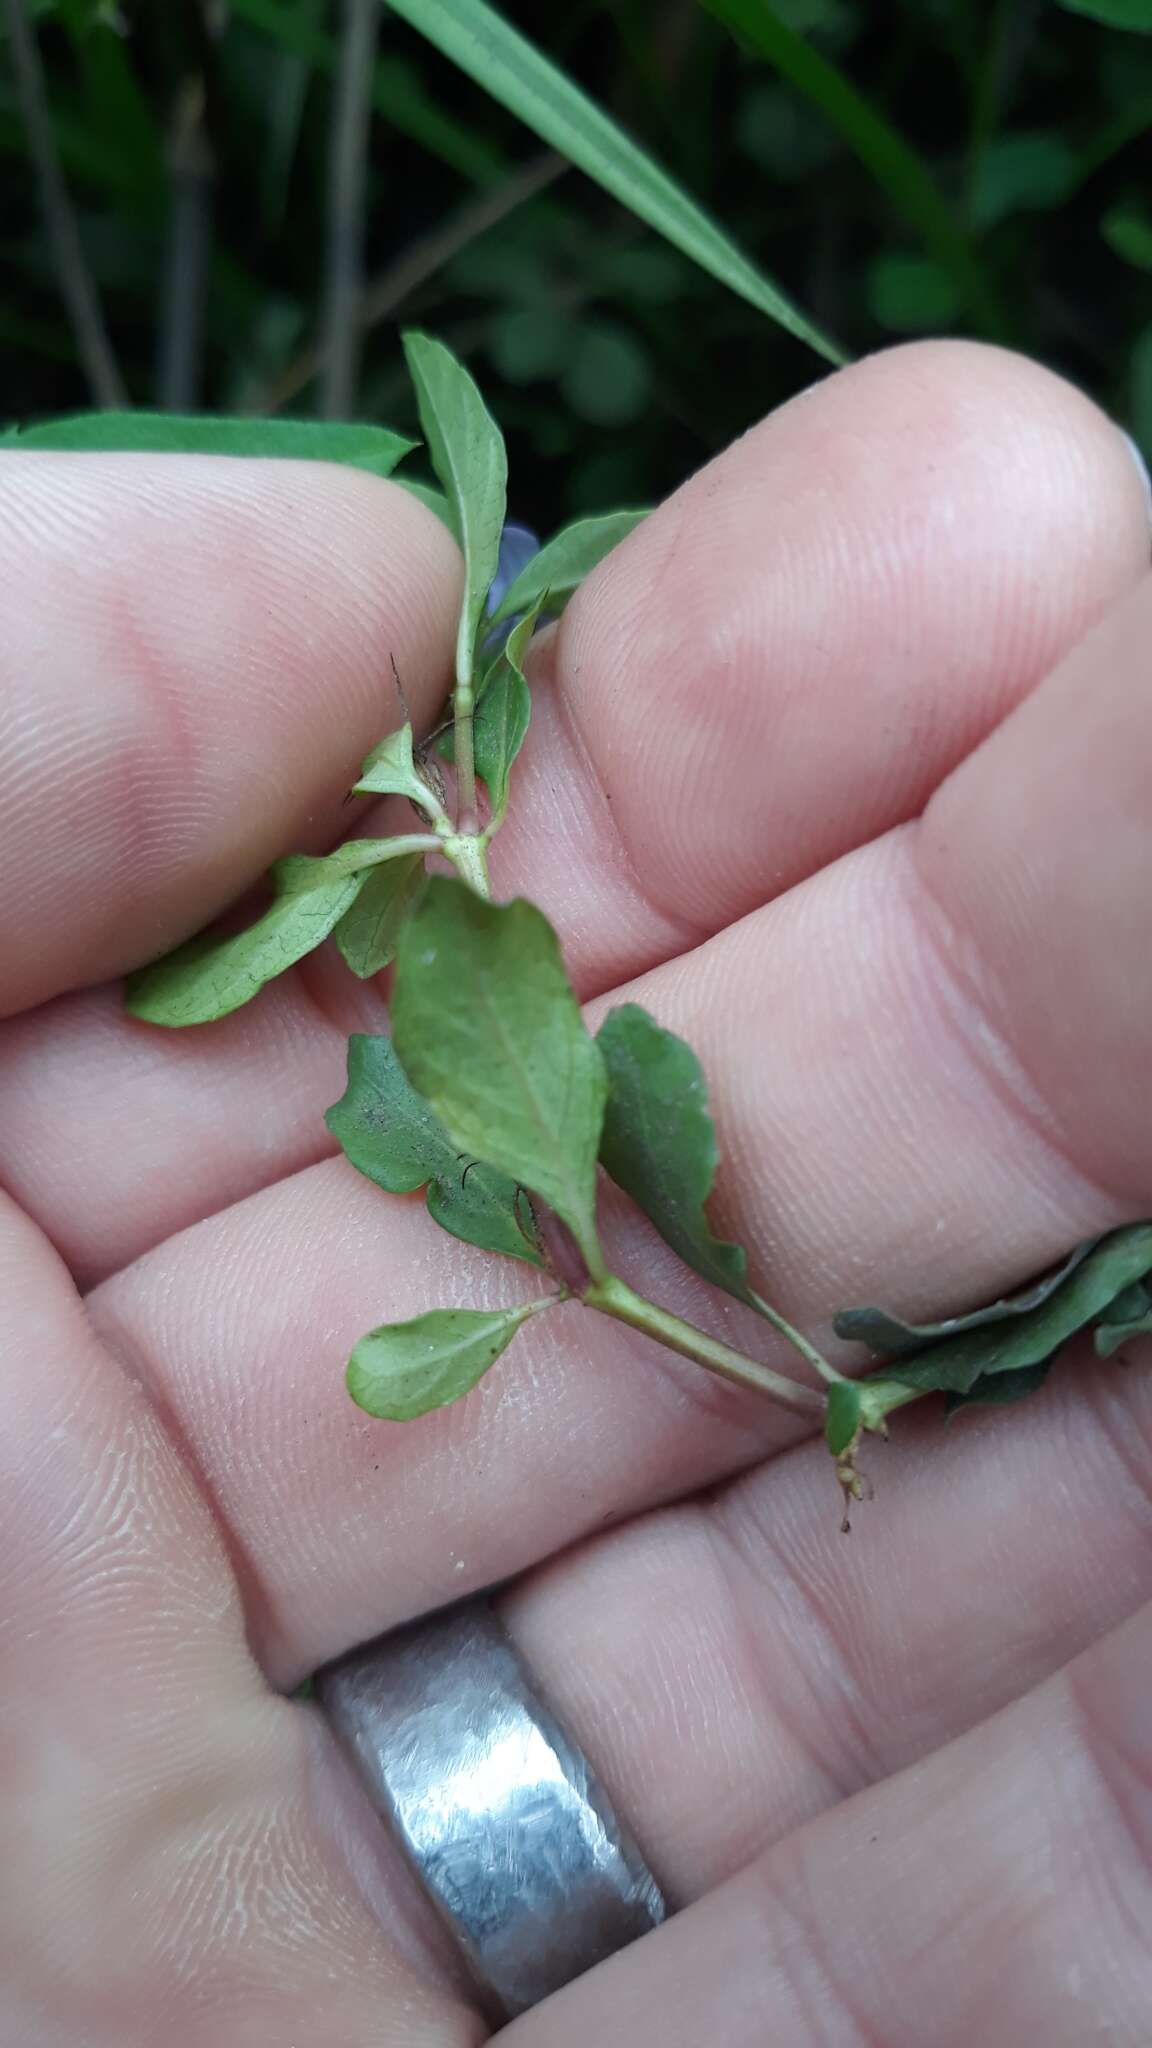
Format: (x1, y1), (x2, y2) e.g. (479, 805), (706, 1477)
(452, 681), (480, 837)
(444, 828), (489, 896)
(3, 0), (127, 407)
(584, 1272), (825, 1418)
(749, 1289), (846, 1388)
(320, 0), (379, 420)
(158, 73), (214, 410)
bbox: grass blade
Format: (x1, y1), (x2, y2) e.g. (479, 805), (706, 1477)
(384, 0), (841, 362)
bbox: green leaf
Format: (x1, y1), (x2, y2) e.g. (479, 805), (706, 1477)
(700, 0), (1000, 334)
(835, 1241), (1100, 1356)
(1094, 1281), (1152, 1356)
(5, 411), (416, 478)
(347, 1300), (552, 1420)
(333, 856), (426, 978)
(353, 723), (443, 812)
(969, 133), (1079, 231)
(489, 508), (649, 625)
(867, 253), (962, 333)
(391, 879), (607, 1275)
(126, 856), (363, 1027)
(401, 331), (507, 691)
(878, 1225), (1152, 1399)
(1056, 0), (1152, 28)
(824, 1379), (862, 1457)
(471, 593), (546, 817)
(326, 1033), (543, 1265)
(562, 321), (653, 427)
(393, 474), (459, 535)
(1102, 204), (1152, 271)
(384, 0), (841, 363)
(597, 1003), (756, 1308)
(945, 1360), (1054, 1416)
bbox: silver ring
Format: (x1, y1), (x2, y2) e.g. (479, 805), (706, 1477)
(317, 1600), (666, 2018)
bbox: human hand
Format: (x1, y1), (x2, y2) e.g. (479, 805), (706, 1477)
(1, 340), (1150, 2045)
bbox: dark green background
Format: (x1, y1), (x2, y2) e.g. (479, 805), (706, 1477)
(3, 0), (1150, 527)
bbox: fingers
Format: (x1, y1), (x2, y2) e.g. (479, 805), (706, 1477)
(85, 552), (1152, 1685)
(505, 1600), (1152, 2046)
(498, 1334), (1152, 1903)
(0, 1194), (478, 2045)
(3, 345), (1148, 1286)
(488, 340), (1150, 977)
(0, 453), (460, 1014)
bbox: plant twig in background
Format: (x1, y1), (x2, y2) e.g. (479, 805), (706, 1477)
(264, 149), (565, 413)
(321, 0), (381, 420)
(2, 0), (127, 407)
(157, 75), (215, 410)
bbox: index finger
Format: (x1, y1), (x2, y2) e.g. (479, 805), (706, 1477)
(0, 453), (460, 1015)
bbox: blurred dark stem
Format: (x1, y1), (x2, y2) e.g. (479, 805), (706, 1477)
(158, 76), (215, 409)
(3, 0), (127, 406)
(264, 152), (566, 414)
(321, 0), (380, 420)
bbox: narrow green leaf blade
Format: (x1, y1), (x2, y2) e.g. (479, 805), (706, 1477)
(391, 879), (607, 1273)
(489, 509), (649, 626)
(597, 1003), (755, 1307)
(384, 0), (841, 363)
(347, 1300), (549, 1420)
(835, 1240), (1099, 1356)
(353, 723), (442, 810)
(333, 856), (426, 978)
(880, 1224), (1152, 1399)
(401, 331), (507, 688)
(126, 857), (362, 1026)
(1056, 0), (1152, 27)
(326, 1033), (543, 1265)
(472, 592), (546, 817)
(6, 412), (416, 478)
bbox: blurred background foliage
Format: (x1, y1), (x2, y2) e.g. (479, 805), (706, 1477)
(1, 0), (1150, 528)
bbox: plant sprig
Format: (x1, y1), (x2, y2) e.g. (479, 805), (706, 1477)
(45, 335), (1146, 1526)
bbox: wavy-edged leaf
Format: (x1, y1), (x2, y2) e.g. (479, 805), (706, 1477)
(6, 411), (415, 477)
(834, 1239), (1099, 1356)
(1095, 1281), (1152, 1357)
(402, 330), (507, 690)
(347, 1299), (553, 1420)
(353, 723), (443, 811)
(326, 1033), (542, 1265)
(945, 1360), (1054, 1416)
(384, 0), (841, 363)
(392, 879), (607, 1275)
(598, 1003), (756, 1307)
(489, 509), (649, 626)
(470, 592), (546, 817)
(126, 855), (363, 1026)
(333, 856), (426, 978)
(879, 1225), (1152, 1399)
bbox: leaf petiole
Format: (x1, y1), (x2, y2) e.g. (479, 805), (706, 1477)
(583, 1271), (825, 1418)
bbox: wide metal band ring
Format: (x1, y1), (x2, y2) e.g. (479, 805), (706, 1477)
(317, 1599), (666, 2019)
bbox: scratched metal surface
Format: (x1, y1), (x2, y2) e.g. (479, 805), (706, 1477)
(318, 1600), (665, 2017)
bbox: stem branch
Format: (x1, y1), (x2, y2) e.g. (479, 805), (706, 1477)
(585, 1273), (825, 1419)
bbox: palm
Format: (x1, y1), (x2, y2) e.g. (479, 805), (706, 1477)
(3, 342), (1151, 2046)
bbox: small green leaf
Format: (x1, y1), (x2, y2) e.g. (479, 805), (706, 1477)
(391, 879), (607, 1275)
(353, 723), (443, 813)
(471, 593), (546, 817)
(402, 331), (507, 690)
(834, 1240), (1099, 1356)
(1095, 1281), (1152, 1356)
(489, 508), (649, 626)
(877, 1225), (1152, 1400)
(333, 856), (426, 978)
(384, 0), (841, 362)
(126, 856), (363, 1026)
(347, 1300), (552, 1420)
(393, 475), (459, 535)
(327, 1034), (542, 1265)
(1102, 204), (1152, 272)
(824, 1380), (862, 1457)
(6, 411), (416, 477)
(597, 1003), (757, 1309)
